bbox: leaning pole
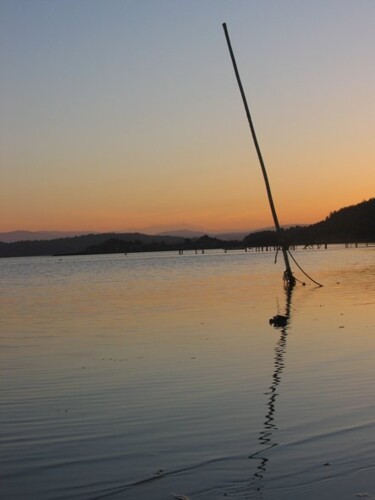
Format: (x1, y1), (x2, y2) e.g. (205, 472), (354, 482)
(222, 23), (295, 287)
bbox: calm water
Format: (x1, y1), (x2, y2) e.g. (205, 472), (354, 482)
(1, 246), (374, 500)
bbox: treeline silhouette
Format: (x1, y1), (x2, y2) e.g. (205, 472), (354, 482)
(244, 198), (375, 247)
(0, 198), (374, 258)
(76, 234), (238, 255)
(0, 233), (185, 258)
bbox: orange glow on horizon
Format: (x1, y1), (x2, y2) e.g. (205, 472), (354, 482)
(1, 2), (373, 235)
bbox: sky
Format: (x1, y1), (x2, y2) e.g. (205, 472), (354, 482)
(1, 0), (374, 233)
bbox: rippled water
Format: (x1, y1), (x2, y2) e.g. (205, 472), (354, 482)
(1, 246), (374, 499)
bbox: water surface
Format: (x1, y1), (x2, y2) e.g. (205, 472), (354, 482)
(1, 246), (374, 499)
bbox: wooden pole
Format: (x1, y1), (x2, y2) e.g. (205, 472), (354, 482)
(222, 23), (295, 287)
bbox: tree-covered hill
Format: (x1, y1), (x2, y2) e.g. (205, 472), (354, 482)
(0, 233), (186, 258)
(77, 235), (238, 255)
(244, 198), (375, 247)
(0, 198), (373, 257)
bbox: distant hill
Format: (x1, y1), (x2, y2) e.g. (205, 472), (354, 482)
(0, 230), (93, 243)
(0, 225), (302, 244)
(0, 232), (186, 258)
(156, 226), (301, 241)
(155, 228), (255, 240)
(138, 223), (207, 236)
(76, 234), (234, 255)
(244, 198), (375, 246)
(291, 197), (375, 244)
(0, 227), (254, 243)
(0, 198), (373, 258)
(156, 229), (207, 238)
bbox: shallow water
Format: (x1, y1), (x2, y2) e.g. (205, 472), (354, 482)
(1, 246), (374, 499)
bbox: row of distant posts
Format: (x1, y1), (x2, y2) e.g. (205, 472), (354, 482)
(177, 242), (365, 255)
(178, 246), (294, 255)
(178, 245), (297, 255)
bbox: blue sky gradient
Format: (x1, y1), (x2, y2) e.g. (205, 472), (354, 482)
(1, 1), (374, 231)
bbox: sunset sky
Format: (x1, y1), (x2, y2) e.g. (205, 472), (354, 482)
(1, 0), (374, 233)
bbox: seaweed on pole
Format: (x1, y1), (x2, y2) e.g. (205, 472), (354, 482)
(223, 22), (297, 288)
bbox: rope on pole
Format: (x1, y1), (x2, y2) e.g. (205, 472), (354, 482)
(287, 250), (323, 287)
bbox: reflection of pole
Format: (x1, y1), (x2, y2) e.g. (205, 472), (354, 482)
(249, 285), (293, 492)
(222, 23), (295, 287)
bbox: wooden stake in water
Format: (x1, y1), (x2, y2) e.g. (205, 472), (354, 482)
(222, 23), (295, 287)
